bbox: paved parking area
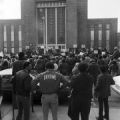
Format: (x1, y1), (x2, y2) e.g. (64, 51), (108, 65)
(1, 89), (120, 120)
(1, 105), (120, 120)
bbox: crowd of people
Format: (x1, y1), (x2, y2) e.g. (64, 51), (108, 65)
(0, 47), (120, 120)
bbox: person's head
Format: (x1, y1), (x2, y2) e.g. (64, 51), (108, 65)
(114, 46), (118, 51)
(72, 62), (80, 75)
(23, 61), (32, 71)
(78, 62), (88, 73)
(45, 62), (54, 70)
(62, 58), (66, 63)
(54, 63), (58, 70)
(18, 52), (25, 60)
(90, 58), (96, 64)
(100, 65), (108, 73)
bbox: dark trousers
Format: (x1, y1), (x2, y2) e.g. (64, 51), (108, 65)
(68, 95), (91, 120)
(16, 95), (30, 120)
(98, 97), (109, 120)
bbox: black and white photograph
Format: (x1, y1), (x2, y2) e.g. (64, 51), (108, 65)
(0, 0), (120, 120)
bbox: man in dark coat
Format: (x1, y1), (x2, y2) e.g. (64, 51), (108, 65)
(112, 47), (120, 59)
(12, 52), (26, 119)
(58, 58), (70, 75)
(12, 52), (26, 76)
(68, 62), (93, 120)
(95, 65), (115, 120)
(15, 61), (32, 120)
(88, 59), (100, 86)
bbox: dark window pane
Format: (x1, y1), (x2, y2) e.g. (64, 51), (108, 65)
(57, 7), (65, 44)
(47, 8), (55, 44)
(37, 8), (45, 44)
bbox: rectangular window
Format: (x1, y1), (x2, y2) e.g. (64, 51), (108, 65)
(57, 7), (65, 44)
(106, 30), (110, 41)
(37, 1), (66, 8)
(98, 30), (102, 41)
(18, 25), (22, 41)
(91, 30), (94, 41)
(18, 25), (22, 51)
(19, 48), (22, 52)
(98, 24), (102, 28)
(4, 25), (7, 42)
(90, 29), (94, 48)
(11, 48), (14, 53)
(106, 24), (110, 29)
(4, 41), (7, 48)
(11, 41), (14, 48)
(106, 40), (109, 50)
(37, 8), (45, 44)
(4, 48), (7, 53)
(47, 8), (55, 44)
(11, 25), (14, 48)
(3, 25), (7, 52)
(19, 41), (22, 47)
(37, 1), (66, 49)
(98, 30), (102, 48)
(62, 45), (65, 49)
(55, 8), (57, 45)
(106, 30), (110, 50)
(11, 25), (14, 41)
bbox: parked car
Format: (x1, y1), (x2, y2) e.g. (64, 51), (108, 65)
(0, 75), (12, 101)
(0, 69), (71, 104)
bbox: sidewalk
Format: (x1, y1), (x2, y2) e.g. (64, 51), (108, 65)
(1, 104), (120, 120)
(1, 89), (120, 120)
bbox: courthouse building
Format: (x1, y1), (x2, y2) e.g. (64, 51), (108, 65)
(0, 0), (118, 53)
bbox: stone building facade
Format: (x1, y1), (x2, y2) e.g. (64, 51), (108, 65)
(0, 0), (118, 53)
(117, 33), (120, 48)
(87, 18), (118, 51)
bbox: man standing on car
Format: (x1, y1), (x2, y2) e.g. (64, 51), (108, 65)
(14, 61), (32, 120)
(32, 62), (68, 120)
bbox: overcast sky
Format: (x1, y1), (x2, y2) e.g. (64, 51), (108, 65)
(88, 0), (120, 31)
(0, 0), (21, 19)
(0, 0), (120, 31)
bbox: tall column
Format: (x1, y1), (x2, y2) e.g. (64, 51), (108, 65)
(90, 28), (94, 49)
(77, 0), (88, 48)
(0, 25), (3, 52)
(11, 25), (14, 53)
(66, 0), (78, 48)
(45, 8), (48, 52)
(65, 7), (67, 49)
(21, 0), (36, 48)
(55, 7), (58, 48)
(18, 25), (22, 52)
(106, 29), (110, 51)
(3, 25), (7, 53)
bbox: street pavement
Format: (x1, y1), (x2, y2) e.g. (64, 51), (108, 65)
(1, 89), (120, 120)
